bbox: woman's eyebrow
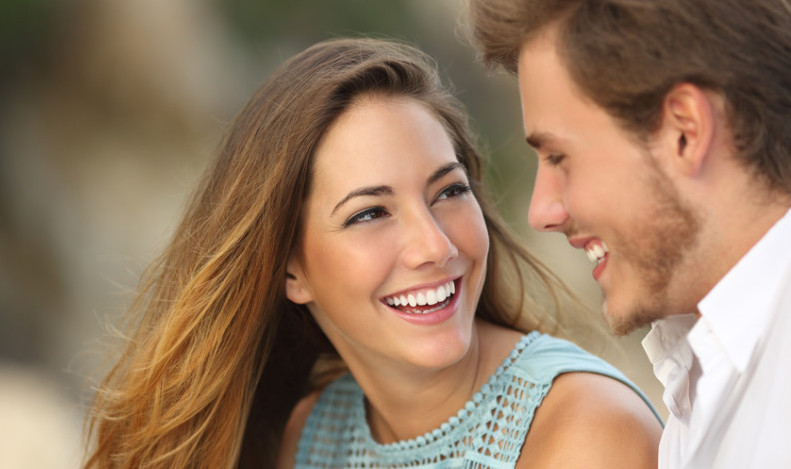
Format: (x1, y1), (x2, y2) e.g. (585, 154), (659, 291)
(330, 162), (464, 216)
(428, 162), (466, 185)
(331, 185), (393, 215)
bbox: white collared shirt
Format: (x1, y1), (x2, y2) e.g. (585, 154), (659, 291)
(643, 208), (791, 468)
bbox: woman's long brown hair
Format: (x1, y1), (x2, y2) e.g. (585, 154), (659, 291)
(82, 38), (586, 468)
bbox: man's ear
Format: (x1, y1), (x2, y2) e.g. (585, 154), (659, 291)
(285, 257), (313, 305)
(656, 83), (717, 177)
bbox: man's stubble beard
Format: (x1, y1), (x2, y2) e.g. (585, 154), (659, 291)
(604, 156), (702, 336)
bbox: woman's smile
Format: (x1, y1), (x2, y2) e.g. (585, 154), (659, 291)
(285, 94), (489, 370)
(383, 278), (457, 313)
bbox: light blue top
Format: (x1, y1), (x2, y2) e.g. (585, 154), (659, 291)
(295, 331), (661, 468)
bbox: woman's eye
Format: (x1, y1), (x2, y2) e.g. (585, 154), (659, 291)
(343, 207), (389, 227)
(436, 183), (472, 201)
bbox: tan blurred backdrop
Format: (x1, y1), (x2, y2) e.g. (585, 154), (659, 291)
(0, 1), (664, 467)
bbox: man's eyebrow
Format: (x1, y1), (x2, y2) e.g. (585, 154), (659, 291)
(331, 185), (393, 216)
(525, 131), (556, 150)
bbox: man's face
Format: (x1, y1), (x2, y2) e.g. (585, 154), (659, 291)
(517, 31), (701, 334)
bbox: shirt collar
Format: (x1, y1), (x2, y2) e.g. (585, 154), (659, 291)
(642, 313), (699, 422)
(642, 314), (699, 377)
(697, 207), (791, 372)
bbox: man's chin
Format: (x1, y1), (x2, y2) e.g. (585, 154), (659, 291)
(602, 300), (662, 336)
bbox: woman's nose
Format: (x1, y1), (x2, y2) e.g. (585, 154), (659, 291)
(402, 209), (458, 269)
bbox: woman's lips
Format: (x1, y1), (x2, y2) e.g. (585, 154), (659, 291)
(384, 279), (456, 314)
(382, 278), (461, 325)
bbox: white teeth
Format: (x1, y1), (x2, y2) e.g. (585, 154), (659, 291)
(416, 292), (426, 306)
(585, 242), (609, 265)
(385, 280), (456, 313)
(426, 289), (437, 305)
(595, 244), (606, 257)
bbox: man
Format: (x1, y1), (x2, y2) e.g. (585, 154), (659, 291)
(467, 0), (791, 467)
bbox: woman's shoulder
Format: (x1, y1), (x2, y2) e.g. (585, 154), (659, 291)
(517, 371), (662, 469)
(275, 373), (360, 468)
(275, 391), (322, 469)
(488, 330), (663, 468)
(510, 333), (621, 382)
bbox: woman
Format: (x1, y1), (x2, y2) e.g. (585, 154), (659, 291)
(83, 38), (661, 469)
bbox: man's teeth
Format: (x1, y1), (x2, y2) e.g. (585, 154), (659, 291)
(385, 280), (456, 311)
(585, 242), (609, 265)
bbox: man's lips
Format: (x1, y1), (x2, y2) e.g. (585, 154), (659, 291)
(569, 237), (610, 280)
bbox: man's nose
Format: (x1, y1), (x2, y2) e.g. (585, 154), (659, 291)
(528, 165), (569, 232)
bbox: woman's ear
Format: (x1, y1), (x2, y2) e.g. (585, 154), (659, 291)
(285, 257), (313, 305)
(657, 83), (717, 177)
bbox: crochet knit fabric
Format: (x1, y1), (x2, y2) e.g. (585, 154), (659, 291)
(294, 332), (651, 468)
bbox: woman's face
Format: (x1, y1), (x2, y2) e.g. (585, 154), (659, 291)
(286, 96), (489, 372)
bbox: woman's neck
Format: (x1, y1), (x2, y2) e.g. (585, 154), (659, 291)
(352, 321), (523, 444)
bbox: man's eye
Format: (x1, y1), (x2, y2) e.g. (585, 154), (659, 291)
(546, 153), (566, 165)
(343, 207), (389, 227)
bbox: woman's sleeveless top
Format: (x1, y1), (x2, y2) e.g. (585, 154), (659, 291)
(295, 332), (660, 468)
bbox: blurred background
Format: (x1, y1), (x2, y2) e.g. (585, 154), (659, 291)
(0, 1), (663, 467)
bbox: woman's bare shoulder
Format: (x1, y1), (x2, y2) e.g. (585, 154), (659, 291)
(517, 371), (662, 469)
(275, 391), (322, 469)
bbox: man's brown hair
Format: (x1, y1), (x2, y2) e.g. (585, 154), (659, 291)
(468, 0), (791, 195)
